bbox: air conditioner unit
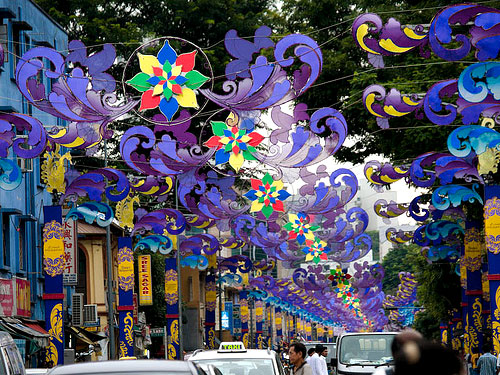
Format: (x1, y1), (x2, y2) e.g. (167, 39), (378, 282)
(83, 304), (98, 325)
(17, 157), (33, 173)
(72, 293), (84, 327)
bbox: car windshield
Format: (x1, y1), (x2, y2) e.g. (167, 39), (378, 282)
(339, 335), (395, 365)
(192, 359), (274, 375)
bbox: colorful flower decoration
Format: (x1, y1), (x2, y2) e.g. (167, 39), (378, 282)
(127, 40), (209, 120)
(244, 173), (290, 219)
(284, 212), (319, 244)
(328, 266), (352, 287)
(302, 237), (331, 264)
(204, 113), (264, 172)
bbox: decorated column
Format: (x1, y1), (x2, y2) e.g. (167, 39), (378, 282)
(275, 307), (282, 341)
(117, 237), (134, 358)
(482, 264), (492, 334)
(464, 222), (483, 353)
(255, 299), (264, 349)
(267, 303), (272, 349)
(484, 185), (500, 354)
(204, 274), (216, 349)
(450, 310), (463, 352)
(165, 257), (180, 359)
(328, 327), (334, 343)
(43, 206), (65, 367)
(440, 322), (448, 346)
(306, 321), (312, 341)
(240, 290), (249, 348)
(460, 253), (469, 355)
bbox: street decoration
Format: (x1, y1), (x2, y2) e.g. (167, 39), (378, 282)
(11, 2), (500, 339)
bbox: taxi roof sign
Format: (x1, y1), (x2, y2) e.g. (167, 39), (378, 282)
(218, 342), (246, 352)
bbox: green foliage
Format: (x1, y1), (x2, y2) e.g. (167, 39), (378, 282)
(366, 231), (380, 261)
(381, 244), (415, 294)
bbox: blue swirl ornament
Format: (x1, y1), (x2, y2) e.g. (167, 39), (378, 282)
(180, 255), (208, 270)
(66, 202), (113, 227)
(0, 158), (22, 191)
(432, 184), (483, 210)
(134, 235), (173, 254)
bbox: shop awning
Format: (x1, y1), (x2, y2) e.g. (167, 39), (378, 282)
(0, 318), (49, 351)
(68, 326), (106, 345)
(22, 321), (49, 336)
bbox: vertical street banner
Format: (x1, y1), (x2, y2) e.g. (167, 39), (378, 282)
(317, 324), (324, 341)
(266, 303), (272, 349)
(43, 205), (64, 367)
(289, 314), (295, 340)
(451, 309), (463, 351)
(62, 218), (78, 285)
(460, 251), (469, 354)
(138, 255), (153, 305)
(464, 221), (483, 353)
(255, 299), (264, 349)
(205, 273), (216, 349)
(440, 322), (448, 346)
(482, 263), (491, 332)
(240, 290), (249, 348)
(165, 257), (180, 359)
(306, 321), (312, 341)
(484, 185), (500, 354)
(275, 307), (282, 339)
(117, 237), (134, 358)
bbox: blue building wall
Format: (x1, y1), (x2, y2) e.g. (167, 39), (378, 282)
(0, 0), (68, 321)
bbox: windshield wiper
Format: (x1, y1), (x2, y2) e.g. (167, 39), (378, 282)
(345, 360), (375, 367)
(374, 361), (394, 368)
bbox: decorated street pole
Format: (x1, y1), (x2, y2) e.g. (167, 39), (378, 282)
(205, 274), (217, 349)
(267, 303), (272, 349)
(484, 185), (500, 354)
(43, 205), (65, 366)
(240, 290), (249, 347)
(275, 307), (282, 343)
(464, 222), (483, 354)
(117, 237), (134, 358)
(165, 257), (180, 359)
(255, 299), (264, 349)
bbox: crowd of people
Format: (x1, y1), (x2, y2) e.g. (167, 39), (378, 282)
(282, 330), (500, 375)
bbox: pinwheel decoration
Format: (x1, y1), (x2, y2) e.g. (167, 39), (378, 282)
(328, 266), (352, 287)
(244, 173), (290, 218)
(204, 113), (264, 172)
(127, 40), (209, 120)
(302, 237), (331, 264)
(284, 212), (319, 244)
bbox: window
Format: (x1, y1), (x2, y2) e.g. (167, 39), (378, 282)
(2, 214), (10, 267)
(18, 220), (25, 271)
(0, 24), (7, 63)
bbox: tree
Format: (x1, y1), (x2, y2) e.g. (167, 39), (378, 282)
(381, 243), (414, 294)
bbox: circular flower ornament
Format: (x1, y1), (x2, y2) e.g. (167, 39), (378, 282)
(244, 172), (290, 219)
(302, 237), (331, 264)
(284, 212), (319, 244)
(204, 113), (264, 172)
(126, 40), (209, 121)
(328, 266), (352, 287)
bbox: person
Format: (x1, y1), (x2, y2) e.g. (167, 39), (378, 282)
(306, 348), (315, 364)
(477, 343), (497, 375)
(288, 342), (312, 375)
(372, 328), (423, 375)
(309, 344), (327, 375)
(394, 339), (465, 375)
(318, 346), (328, 375)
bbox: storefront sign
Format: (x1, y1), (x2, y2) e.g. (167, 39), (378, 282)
(14, 277), (30, 317)
(0, 279), (13, 316)
(138, 255), (153, 305)
(62, 219), (78, 285)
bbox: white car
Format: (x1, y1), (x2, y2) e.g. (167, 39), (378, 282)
(188, 342), (285, 375)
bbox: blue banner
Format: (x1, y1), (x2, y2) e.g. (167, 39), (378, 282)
(43, 205), (64, 367)
(165, 258), (180, 359)
(118, 237), (134, 358)
(205, 274), (216, 349)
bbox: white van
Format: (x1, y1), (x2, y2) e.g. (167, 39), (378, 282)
(335, 332), (397, 375)
(0, 332), (26, 375)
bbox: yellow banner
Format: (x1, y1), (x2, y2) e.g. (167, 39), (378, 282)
(306, 322), (311, 334)
(138, 255), (153, 305)
(43, 221), (65, 277)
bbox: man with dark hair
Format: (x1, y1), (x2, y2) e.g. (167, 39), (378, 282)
(373, 329), (423, 375)
(477, 342), (497, 375)
(289, 342), (312, 375)
(306, 348), (315, 364)
(309, 344), (327, 375)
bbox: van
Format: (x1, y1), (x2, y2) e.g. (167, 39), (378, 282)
(335, 332), (397, 375)
(0, 331), (26, 375)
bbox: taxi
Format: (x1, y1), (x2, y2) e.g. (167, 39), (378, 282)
(188, 342), (286, 375)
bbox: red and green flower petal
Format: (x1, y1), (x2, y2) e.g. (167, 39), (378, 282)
(204, 136), (222, 149)
(176, 51), (197, 72)
(163, 86), (173, 101)
(211, 121), (227, 137)
(126, 72), (152, 92)
(248, 132), (265, 146)
(251, 179), (262, 190)
(272, 200), (285, 212)
(261, 205), (274, 219)
(139, 89), (161, 111)
(185, 70), (209, 90)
